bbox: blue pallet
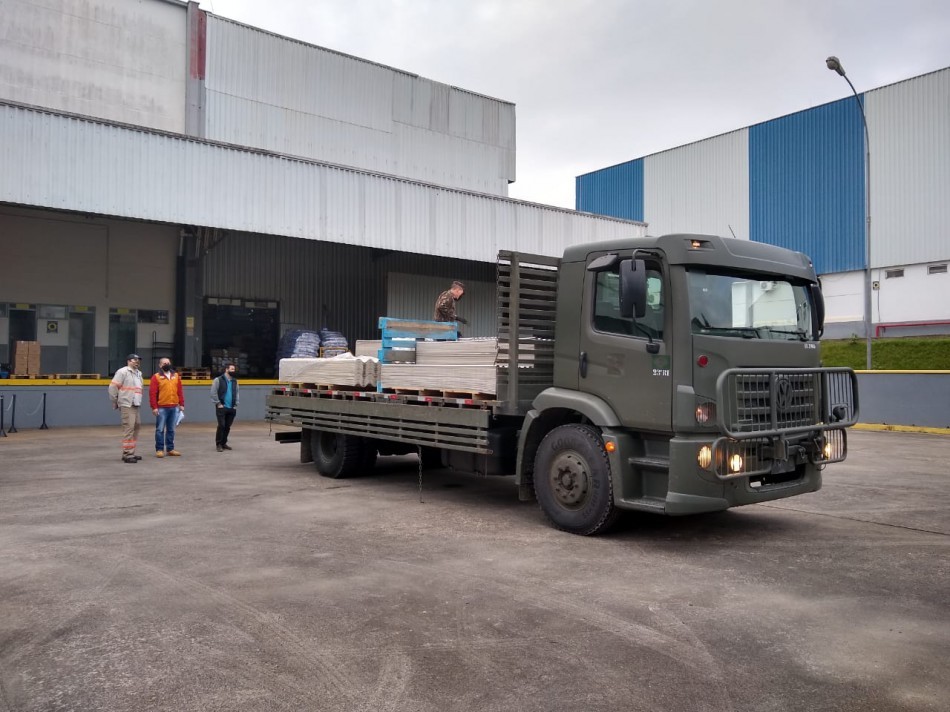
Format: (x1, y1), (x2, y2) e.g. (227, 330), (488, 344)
(376, 317), (459, 390)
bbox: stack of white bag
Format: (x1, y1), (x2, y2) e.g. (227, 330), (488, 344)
(278, 353), (380, 388)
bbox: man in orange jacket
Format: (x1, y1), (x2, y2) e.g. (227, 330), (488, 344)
(150, 357), (185, 457)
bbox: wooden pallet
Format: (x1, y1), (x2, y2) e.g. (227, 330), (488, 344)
(53, 373), (101, 379)
(272, 385), (495, 409)
(292, 383), (369, 392)
(8, 374), (48, 379)
(380, 387), (495, 400)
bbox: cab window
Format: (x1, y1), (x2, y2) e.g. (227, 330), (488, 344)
(593, 264), (664, 339)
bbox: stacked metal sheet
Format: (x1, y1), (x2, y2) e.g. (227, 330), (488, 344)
(278, 355), (379, 387)
(379, 338), (498, 394)
(379, 365), (497, 394)
(354, 340), (382, 358)
(416, 338), (498, 365)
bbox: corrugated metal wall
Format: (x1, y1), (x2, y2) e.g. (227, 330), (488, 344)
(204, 16), (516, 196)
(0, 101), (645, 264)
(0, 0), (187, 132)
(576, 67), (950, 278)
(202, 232), (496, 344)
(387, 273), (496, 338)
(645, 129), (749, 240)
(867, 69), (950, 268)
(749, 99), (865, 275)
(575, 160), (643, 221)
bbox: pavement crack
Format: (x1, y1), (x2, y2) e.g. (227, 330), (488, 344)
(757, 503), (949, 537)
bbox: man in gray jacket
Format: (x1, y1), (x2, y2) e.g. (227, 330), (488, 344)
(108, 353), (144, 463)
(210, 363), (239, 452)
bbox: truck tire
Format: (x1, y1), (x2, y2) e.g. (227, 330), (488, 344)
(533, 424), (619, 535)
(312, 430), (363, 479)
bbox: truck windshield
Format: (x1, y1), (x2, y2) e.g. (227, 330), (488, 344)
(687, 269), (816, 341)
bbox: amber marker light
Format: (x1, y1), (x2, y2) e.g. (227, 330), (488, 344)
(604, 441), (617, 453)
(695, 402), (716, 424)
(697, 446), (712, 469)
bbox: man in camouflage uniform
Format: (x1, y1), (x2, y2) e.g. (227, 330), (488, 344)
(433, 280), (468, 327)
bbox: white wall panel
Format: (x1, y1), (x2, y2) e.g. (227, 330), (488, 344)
(873, 263), (950, 325)
(643, 129), (749, 239)
(819, 263), (950, 330)
(866, 69), (950, 268)
(203, 15), (515, 195)
(0, 0), (187, 132)
(0, 102), (645, 264)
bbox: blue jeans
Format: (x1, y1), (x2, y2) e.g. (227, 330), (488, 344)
(155, 406), (179, 452)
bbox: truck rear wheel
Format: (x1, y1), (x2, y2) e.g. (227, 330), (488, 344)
(533, 424), (619, 535)
(312, 430), (364, 478)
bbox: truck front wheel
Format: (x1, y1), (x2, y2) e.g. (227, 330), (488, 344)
(533, 424), (619, 535)
(312, 430), (364, 478)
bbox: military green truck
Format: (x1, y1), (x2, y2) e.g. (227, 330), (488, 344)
(267, 234), (858, 535)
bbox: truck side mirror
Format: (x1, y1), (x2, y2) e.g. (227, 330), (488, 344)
(619, 259), (647, 319)
(809, 283), (825, 338)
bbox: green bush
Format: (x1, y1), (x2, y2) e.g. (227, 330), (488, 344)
(820, 337), (950, 371)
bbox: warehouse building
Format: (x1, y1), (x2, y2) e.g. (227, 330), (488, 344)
(577, 67), (950, 339)
(0, 0), (645, 378)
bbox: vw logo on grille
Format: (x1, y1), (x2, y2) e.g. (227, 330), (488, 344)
(775, 378), (793, 412)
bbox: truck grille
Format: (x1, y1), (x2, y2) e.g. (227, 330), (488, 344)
(716, 368), (858, 439)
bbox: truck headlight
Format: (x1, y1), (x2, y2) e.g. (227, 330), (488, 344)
(729, 453), (743, 473)
(812, 429), (847, 464)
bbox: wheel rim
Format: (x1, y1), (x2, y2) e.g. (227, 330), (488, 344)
(548, 450), (590, 509)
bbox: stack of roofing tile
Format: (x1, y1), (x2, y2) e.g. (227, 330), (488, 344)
(379, 338), (498, 394)
(354, 340), (382, 358)
(278, 354), (379, 387)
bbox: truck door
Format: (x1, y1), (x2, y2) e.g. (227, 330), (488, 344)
(579, 255), (672, 432)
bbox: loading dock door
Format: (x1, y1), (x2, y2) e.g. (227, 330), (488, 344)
(203, 299), (279, 377)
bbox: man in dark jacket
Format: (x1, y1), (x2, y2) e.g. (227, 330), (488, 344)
(210, 363), (239, 451)
(433, 280), (468, 325)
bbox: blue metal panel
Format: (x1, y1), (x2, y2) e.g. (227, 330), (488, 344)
(749, 99), (865, 274)
(575, 160), (644, 222)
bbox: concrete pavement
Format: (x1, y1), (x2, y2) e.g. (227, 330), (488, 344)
(1, 424), (948, 711)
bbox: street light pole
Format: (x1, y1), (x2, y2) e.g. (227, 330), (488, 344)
(826, 56), (872, 370)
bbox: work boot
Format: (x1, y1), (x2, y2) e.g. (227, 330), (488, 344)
(222, 444), (232, 451)
(167, 450), (181, 456)
(122, 455), (138, 463)
(156, 451), (165, 458)
(216, 445), (223, 452)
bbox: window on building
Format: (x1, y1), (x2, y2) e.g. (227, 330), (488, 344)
(928, 264), (947, 275)
(885, 268), (904, 279)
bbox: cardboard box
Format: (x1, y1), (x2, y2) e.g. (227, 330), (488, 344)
(13, 341), (40, 375)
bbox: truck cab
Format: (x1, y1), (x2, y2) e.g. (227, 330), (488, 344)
(517, 234), (858, 534)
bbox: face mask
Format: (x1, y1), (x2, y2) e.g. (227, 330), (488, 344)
(161, 364), (171, 372)
(228, 370), (236, 376)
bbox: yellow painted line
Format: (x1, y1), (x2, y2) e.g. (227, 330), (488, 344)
(854, 423), (950, 436)
(854, 370), (950, 374)
(1, 379), (280, 386)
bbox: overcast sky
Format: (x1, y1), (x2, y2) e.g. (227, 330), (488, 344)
(198, 0), (950, 210)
